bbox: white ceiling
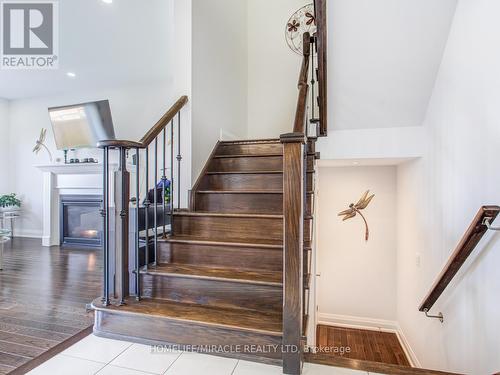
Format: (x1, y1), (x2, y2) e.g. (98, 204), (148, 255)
(330, 0), (458, 130)
(0, 0), (173, 100)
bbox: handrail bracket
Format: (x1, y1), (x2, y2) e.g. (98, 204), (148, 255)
(483, 217), (500, 231)
(423, 309), (444, 323)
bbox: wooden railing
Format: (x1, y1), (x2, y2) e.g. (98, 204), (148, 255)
(314, 0), (328, 136)
(97, 96), (188, 306)
(419, 206), (500, 320)
(281, 0), (327, 370)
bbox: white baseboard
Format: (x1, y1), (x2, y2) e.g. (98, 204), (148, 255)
(13, 229), (43, 239)
(317, 312), (420, 367)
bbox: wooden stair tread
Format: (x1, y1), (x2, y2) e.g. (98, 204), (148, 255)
(213, 154), (283, 159)
(141, 263), (283, 286)
(219, 139), (280, 145)
(197, 190), (282, 194)
(92, 298), (282, 336)
(207, 170), (283, 175)
(161, 235), (283, 248)
(173, 211), (283, 219)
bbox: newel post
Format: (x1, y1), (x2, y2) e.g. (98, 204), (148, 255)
(281, 133), (306, 375)
(115, 147), (130, 304)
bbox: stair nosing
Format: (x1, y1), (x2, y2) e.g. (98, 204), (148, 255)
(213, 154), (283, 159)
(196, 190), (283, 194)
(92, 298), (282, 337)
(173, 211), (283, 219)
(140, 265), (283, 287)
(160, 237), (283, 249)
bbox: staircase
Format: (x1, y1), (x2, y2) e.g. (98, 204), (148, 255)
(92, 2), (327, 371)
(92, 139), (317, 365)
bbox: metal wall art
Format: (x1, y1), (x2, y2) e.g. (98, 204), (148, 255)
(285, 3), (316, 55)
(338, 191), (375, 241)
(32, 128), (53, 162)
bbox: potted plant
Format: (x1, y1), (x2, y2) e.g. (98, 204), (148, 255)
(0, 194), (22, 212)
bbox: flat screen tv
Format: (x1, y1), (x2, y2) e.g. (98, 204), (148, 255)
(49, 100), (116, 150)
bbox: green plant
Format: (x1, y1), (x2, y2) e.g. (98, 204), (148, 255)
(0, 193), (21, 208)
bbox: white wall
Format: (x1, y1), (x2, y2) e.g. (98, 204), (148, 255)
(8, 82), (175, 238)
(396, 0), (500, 373)
(191, 0), (249, 181)
(317, 166), (397, 323)
(0, 99), (10, 194)
(247, 0), (304, 139)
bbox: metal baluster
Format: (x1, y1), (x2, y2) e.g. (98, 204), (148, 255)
(162, 129), (167, 238)
(144, 147), (150, 270)
(310, 36), (316, 129)
(177, 112), (182, 210)
(135, 148), (141, 300)
(170, 119), (174, 234)
(153, 138), (158, 266)
(101, 147), (110, 306)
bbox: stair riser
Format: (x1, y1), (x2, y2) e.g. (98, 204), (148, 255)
(140, 274), (282, 313)
(195, 193), (283, 214)
(173, 215), (283, 242)
(159, 242), (283, 271)
(94, 310), (282, 360)
(200, 174), (283, 191)
(200, 172), (312, 192)
(209, 157), (283, 173)
(217, 143), (283, 156)
(194, 193), (313, 215)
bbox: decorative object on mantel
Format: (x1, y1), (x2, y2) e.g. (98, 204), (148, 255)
(338, 190), (375, 241)
(32, 128), (53, 162)
(0, 194), (21, 213)
(285, 3), (317, 55)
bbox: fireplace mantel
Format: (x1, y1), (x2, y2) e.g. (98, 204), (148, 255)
(35, 163), (118, 247)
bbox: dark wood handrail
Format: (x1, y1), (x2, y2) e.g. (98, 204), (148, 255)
(419, 206), (500, 312)
(293, 33), (311, 134)
(98, 95), (188, 149)
(314, 0), (328, 136)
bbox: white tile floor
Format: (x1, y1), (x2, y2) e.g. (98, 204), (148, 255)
(27, 334), (386, 375)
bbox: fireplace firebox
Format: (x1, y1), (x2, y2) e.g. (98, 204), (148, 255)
(60, 195), (103, 248)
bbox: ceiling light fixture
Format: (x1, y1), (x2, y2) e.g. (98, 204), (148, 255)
(102, 0), (113, 3)
(66, 72), (76, 78)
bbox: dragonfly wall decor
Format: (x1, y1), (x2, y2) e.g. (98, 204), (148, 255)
(338, 190), (375, 241)
(32, 128), (53, 162)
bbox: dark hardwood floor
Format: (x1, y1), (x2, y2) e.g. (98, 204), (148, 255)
(0, 238), (101, 374)
(316, 324), (410, 366)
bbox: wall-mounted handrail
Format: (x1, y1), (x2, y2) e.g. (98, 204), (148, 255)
(419, 206), (500, 317)
(97, 96), (188, 149)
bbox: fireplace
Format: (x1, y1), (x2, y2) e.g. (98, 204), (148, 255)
(60, 195), (103, 248)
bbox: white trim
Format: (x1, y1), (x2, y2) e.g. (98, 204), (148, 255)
(317, 312), (420, 367)
(395, 323), (421, 368)
(14, 229), (43, 239)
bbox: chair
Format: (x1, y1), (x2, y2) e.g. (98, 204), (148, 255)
(0, 229), (11, 271)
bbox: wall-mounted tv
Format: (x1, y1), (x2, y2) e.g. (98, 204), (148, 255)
(49, 100), (116, 150)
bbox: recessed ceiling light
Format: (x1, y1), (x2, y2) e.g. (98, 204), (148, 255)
(102, 0), (113, 3)
(353, 161), (360, 165)
(66, 72), (76, 78)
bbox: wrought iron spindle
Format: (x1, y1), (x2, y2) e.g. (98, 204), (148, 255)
(144, 146), (150, 270)
(170, 119), (174, 233)
(153, 138), (158, 266)
(101, 147), (110, 306)
(135, 148), (141, 300)
(162, 129), (167, 237)
(177, 112), (182, 210)
(310, 36), (316, 126)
